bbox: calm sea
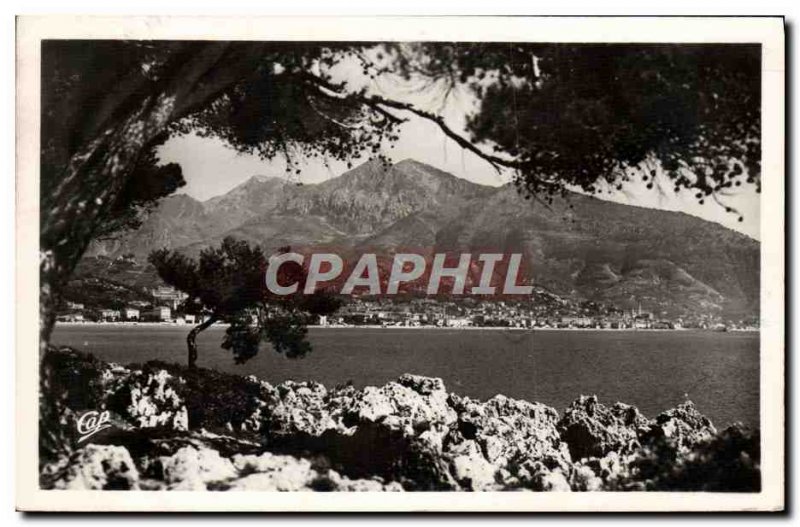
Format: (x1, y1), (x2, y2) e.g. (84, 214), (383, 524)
(51, 326), (759, 428)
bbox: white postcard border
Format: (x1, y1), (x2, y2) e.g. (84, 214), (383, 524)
(15, 15), (785, 512)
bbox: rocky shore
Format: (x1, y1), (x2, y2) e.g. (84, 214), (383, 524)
(39, 347), (760, 492)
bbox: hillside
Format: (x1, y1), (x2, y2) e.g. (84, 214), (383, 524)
(84, 159), (760, 319)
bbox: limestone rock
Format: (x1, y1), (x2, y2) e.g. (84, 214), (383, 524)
(125, 370), (189, 431)
(330, 474), (405, 492)
(557, 395), (650, 461)
(228, 452), (318, 491)
(40, 348), (756, 493)
(647, 401), (717, 450)
(569, 464), (604, 491)
(341, 378), (456, 445)
(446, 439), (498, 491)
(397, 374), (446, 395)
(449, 393), (569, 470)
(159, 445), (237, 490)
(261, 375), (460, 489)
(502, 458), (570, 491)
(50, 444), (139, 490)
(225, 451), (405, 491)
(534, 470), (572, 492)
(266, 381), (337, 437)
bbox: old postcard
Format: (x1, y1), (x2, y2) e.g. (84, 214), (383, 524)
(15, 16), (784, 511)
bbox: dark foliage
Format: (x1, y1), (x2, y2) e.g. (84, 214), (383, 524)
(387, 43), (760, 218)
(39, 41), (398, 349)
(39, 347), (107, 465)
(41, 346), (108, 411)
(41, 40), (400, 244)
(148, 237), (341, 367)
(93, 139), (186, 239)
(176, 46), (401, 168)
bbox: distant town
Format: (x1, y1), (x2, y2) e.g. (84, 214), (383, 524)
(57, 284), (759, 332)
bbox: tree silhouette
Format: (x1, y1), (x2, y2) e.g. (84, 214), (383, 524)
(381, 43), (760, 214)
(40, 41), (400, 348)
(149, 237), (340, 369)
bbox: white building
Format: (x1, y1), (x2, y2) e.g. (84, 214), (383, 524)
(446, 317), (472, 328)
(151, 286), (188, 310)
(100, 309), (120, 321)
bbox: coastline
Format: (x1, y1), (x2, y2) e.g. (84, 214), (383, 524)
(54, 321), (759, 332)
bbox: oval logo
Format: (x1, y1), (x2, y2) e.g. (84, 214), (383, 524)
(76, 410), (112, 443)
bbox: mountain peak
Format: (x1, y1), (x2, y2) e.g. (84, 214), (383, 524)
(164, 193), (202, 206)
(393, 158), (428, 169)
(226, 173), (284, 195)
(86, 158), (759, 319)
(247, 174), (281, 184)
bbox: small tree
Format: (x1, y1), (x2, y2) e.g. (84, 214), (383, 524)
(149, 237), (340, 369)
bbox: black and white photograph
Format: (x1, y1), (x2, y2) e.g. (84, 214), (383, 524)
(14, 15), (785, 512)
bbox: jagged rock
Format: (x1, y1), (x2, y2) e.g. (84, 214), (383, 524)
(440, 393), (572, 491)
(40, 349), (759, 492)
(449, 393), (570, 470)
(158, 445), (237, 490)
(397, 374), (446, 395)
(239, 376), (279, 432)
(263, 375), (460, 489)
(569, 464), (604, 491)
(557, 395), (650, 461)
(345, 386), (396, 422)
(341, 378), (456, 446)
(578, 451), (628, 484)
(48, 444), (139, 490)
(556, 398), (720, 490)
(502, 459), (570, 491)
(446, 439), (498, 491)
(226, 452), (404, 491)
(646, 401), (717, 450)
(275, 418), (459, 490)
(266, 381), (337, 437)
(613, 423), (759, 491)
(330, 474), (404, 492)
(228, 452), (319, 491)
(534, 469), (572, 491)
(121, 369), (189, 430)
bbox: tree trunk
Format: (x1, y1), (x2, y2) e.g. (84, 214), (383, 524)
(39, 43), (268, 351)
(186, 315), (219, 369)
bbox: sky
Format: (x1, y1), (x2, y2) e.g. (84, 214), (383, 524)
(158, 51), (761, 240)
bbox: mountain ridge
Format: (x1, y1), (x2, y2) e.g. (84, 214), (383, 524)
(85, 159), (760, 319)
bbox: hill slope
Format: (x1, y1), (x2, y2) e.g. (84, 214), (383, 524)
(85, 159), (759, 318)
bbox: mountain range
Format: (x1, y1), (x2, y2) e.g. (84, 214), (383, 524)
(85, 159), (760, 319)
